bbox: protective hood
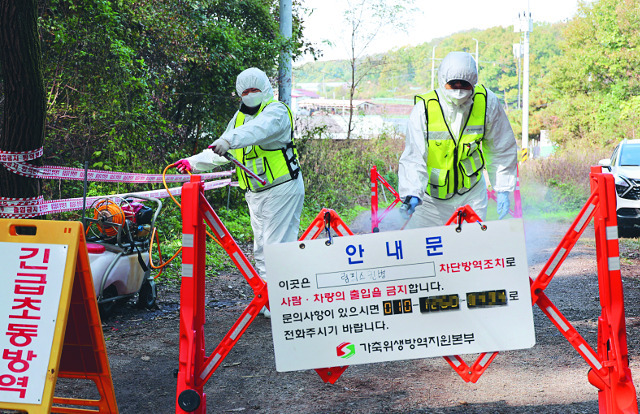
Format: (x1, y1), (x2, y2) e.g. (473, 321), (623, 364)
(236, 68), (274, 107)
(437, 52), (478, 89)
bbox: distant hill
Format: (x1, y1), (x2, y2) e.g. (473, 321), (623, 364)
(294, 22), (566, 113)
(300, 1), (640, 148)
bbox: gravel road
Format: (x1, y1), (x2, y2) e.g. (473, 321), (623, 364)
(48, 215), (640, 414)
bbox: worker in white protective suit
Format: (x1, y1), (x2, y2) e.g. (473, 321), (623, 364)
(173, 68), (305, 317)
(398, 51), (517, 227)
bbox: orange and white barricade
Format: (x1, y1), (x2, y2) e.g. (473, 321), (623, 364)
(176, 176), (267, 413)
(176, 166), (637, 414)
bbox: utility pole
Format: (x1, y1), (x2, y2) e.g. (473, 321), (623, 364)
(431, 45), (437, 90)
(278, 0), (292, 106)
(512, 43), (522, 109)
(472, 38), (479, 72)
(515, 8), (532, 152)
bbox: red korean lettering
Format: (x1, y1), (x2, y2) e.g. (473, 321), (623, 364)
(2, 349), (37, 373)
(6, 324), (38, 347)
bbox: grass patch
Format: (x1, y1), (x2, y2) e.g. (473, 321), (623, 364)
(619, 237), (640, 261)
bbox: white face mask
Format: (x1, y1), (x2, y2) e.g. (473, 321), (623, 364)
(241, 92), (262, 108)
(443, 88), (473, 106)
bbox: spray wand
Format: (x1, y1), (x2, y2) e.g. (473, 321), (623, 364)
(222, 152), (267, 186)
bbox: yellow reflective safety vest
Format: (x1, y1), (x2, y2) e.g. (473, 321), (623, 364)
(414, 85), (487, 200)
(233, 99), (299, 192)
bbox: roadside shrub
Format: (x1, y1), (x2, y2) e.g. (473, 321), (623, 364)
(519, 145), (610, 216)
(296, 129), (404, 213)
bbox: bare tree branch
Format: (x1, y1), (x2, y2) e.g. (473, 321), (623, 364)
(341, 0), (414, 138)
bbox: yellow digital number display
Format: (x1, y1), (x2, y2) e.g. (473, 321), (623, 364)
(466, 289), (507, 308)
(382, 298), (413, 315)
(418, 294), (460, 313)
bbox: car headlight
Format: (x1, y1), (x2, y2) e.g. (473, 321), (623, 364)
(615, 175), (632, 197)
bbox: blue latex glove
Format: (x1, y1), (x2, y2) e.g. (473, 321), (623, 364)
(497, 192), (510, 219)
(400, 196), (420, 219)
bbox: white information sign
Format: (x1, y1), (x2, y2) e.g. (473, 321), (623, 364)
(265, 219), (535, 372)
(0, 243), (68, 404)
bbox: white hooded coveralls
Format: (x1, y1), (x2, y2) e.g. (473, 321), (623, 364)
(185, 68), (305, 278)
(398, 52), (517, 228)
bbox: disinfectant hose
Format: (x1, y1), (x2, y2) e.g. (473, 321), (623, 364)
(148, 163), (223, 279)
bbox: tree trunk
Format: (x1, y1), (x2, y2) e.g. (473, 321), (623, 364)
(0, 0), (45, 199)
(347, 58), (356, 140)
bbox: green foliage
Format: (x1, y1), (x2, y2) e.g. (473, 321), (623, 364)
(541, 0), (640, 146)
(296, 132), (403, 212)
(296, 0), (640, 150)
(620, 237), (640, 258)
(33, 0), (308, 201)
(204, 242), (235, 273)
(544, 178), (588, 211)
(150, 239), (242, 284)
(215, 206), (253, 243)
(294, 23), (565, 123)
(153, 201), (182, 240)
(149, 200), (253, 283)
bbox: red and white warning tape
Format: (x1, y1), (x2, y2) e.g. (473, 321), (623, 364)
(0, 179), (238, 218)
(0, 147), (231, 183)
(0, 147), (238, 218)
(0, 148), (44, 163)
(2, 161), (232, 183)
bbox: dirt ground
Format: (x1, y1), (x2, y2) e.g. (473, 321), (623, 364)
(50, 214), (640, 414)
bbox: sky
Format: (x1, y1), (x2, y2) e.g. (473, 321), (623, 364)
(296, 0), (583, 64)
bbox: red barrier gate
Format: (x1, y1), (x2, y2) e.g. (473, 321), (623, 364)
(176, 167), (637, 413)
(176, 176), (268, 413)
(175, 180), (356, 412)
(443, 167), (637, 412)
(528, 167), (637, 413)
(370, 165), (401, 233)
(370, 166), (523, 231)
(353, 166), (637, 412)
